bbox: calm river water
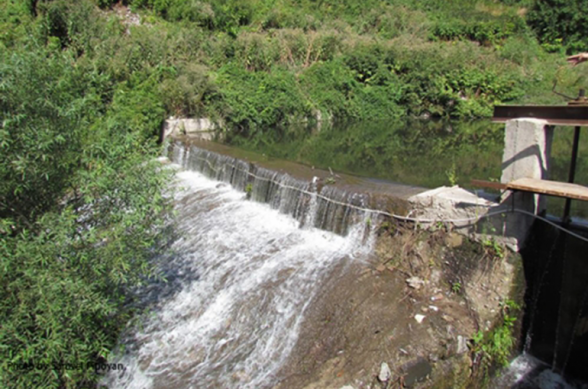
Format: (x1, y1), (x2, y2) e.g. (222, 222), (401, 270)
(228, 119), (588, 219)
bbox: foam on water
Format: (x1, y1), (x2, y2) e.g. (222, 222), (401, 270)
(167, 141), (372, 236)
(102, 169), (373, 389)
(494, 354), (588, 389)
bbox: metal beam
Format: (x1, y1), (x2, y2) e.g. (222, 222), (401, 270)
(563, 126), (582, 223)
(471, 179), (508, 191)
(493, 105), (588, 127)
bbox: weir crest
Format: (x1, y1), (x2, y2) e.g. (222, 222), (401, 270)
(169, 140), (377, 236)
(102, 141), (379, 388)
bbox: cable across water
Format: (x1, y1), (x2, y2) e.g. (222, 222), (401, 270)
(181, 153), (588, 245)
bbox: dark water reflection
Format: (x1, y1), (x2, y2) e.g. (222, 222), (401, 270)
(228, 119), (588, 218)
(518, 221), (588, 386)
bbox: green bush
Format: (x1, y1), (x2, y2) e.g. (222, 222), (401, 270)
(0, 48), (92, 220)
(0, 0), (35, 47)
(433, 21), (499, 44)
(389, 41), (526, 118)
(159, 63), (216, 117)
(211, 63), (312, 136)
(527, 0), (588, 53)
(299, 60), (355, 120)
(0, 4), (173, 387)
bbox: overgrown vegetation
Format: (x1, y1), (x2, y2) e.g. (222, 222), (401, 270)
(0, 2), (174, 388)
(528, 0), (588, 53)
(471, 299), (521, 380)
(2, 0), (573, 141)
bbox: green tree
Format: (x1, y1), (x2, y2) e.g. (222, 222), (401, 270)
(0, 25), (173, 389)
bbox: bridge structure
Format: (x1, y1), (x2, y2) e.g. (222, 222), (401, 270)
(474, 98), (588, 224)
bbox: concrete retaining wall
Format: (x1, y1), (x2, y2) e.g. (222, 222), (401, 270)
(408, 118), (554, 252)
(162, 117), (217, 141)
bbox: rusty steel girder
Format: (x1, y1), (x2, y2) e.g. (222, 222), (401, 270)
(492, 105), (588, 127)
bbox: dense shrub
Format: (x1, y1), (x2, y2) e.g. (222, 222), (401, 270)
(527, 0), (588, 53)
(431, 19), (523, 45)
(210, 63), (314, 136)
(159, 63), (216, 117)
(1, 3), (173, 388)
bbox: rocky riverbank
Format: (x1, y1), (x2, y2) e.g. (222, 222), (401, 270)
(273, 222), (525, 389)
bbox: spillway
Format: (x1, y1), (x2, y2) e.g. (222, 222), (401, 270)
(102, 142), (376, 388)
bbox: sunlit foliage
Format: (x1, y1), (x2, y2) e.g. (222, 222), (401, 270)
(1, 2), (173, 387)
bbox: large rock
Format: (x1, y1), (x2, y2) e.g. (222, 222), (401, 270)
(162, 117), (217, 140)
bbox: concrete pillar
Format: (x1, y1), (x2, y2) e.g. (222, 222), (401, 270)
(498, 119), (553, 249)
(500, 118), (553, 213)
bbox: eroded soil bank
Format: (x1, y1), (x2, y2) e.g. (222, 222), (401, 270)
(274, 222), (525, 389)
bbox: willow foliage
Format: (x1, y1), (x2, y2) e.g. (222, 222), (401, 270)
(0, 4), (174, 388)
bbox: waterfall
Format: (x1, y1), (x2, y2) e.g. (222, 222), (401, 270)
(498, 220), (588, 389)
(168, 140), (371, 236)
(102, 145), (375, 389)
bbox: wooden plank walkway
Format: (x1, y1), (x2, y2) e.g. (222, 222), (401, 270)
(506, 178), (588, 201)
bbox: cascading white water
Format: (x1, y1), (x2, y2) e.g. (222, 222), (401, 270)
(102, 165), (374, 389)
(494, 353), (588, 389)
(168, 141), (371, 236)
